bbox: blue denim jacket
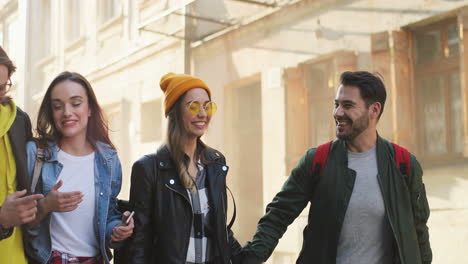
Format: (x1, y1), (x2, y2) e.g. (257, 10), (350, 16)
(24, 141), (123, 264)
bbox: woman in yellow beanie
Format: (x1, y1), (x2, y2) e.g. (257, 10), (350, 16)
(128, 73), (242, 263)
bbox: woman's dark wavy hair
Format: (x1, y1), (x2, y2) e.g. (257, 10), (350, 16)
(35, 71), (115, 151)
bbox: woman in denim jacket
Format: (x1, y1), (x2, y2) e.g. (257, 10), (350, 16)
(24, 72), (133, 264)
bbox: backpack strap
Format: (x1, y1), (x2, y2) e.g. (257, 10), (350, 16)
(312, 141), (332, 176)
(226, 186), (236, 230)
(391, 142), (411, 175)
(30, 148), (44, 194)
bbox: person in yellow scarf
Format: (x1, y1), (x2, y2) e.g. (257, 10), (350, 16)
(0, 46), (43, 264)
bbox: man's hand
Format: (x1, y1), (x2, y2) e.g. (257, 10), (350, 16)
(111, 211), (134, 242)
(0, 190), (44, 228)
(43, 180), (83, 213)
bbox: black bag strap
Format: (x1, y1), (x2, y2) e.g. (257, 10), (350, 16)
(226, 186), (236, 230)
(30, 148), (44, 194)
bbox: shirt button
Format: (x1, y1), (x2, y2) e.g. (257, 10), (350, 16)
(197, 232), (201, 236)
(222, 166), (227, 171)
(100, 192), (103, 196)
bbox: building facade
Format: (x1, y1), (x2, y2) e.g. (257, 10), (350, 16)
(1, 0), (466, 263)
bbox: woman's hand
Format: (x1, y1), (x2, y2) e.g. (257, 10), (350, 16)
(111, 211), (134, 242)
(28, 180), (83, 227)
(44, 180), (83, 213)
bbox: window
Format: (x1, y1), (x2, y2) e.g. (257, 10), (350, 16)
(415, 29), (441, 64)
(98, 0), (121, 25)
(450, 72), (464, 154)
(447, 23), (460, 57)
(140, 99), (163, 143)
(224, 76), (263, 243)
(65, 0), (81, 43)
(419, 76), (447, 154)
(307, 61), (336, 147)
(6, 18), (19, 63)
(285, 51), (356, 172)
(39, 0), (52, 57)
(414, 22), (461, 63)
(413, 19), (464, 157)
(0, 13), (20, 70)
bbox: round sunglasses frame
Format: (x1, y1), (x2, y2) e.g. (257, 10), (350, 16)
(186, 101), (217, 117)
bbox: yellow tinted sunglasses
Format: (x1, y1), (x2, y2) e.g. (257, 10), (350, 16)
(186, 101), (217, 117)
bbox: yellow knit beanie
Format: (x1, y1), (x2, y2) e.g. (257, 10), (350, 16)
(160, 73), (211, 116)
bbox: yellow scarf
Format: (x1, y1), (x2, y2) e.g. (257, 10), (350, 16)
(0, 100), (27, 264)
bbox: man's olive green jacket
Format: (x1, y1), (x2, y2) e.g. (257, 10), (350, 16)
(243, 136), (431, 264)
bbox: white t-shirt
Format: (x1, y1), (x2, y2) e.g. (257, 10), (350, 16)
(50, 150), (99, 257)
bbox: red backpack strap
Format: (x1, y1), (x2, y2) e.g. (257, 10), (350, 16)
(391, 142), (411, 175)
(312, 141), (332, 176)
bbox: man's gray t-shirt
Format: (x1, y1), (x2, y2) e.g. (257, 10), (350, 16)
(336, 146), (394, 264)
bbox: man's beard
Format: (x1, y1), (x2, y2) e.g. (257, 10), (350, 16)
(335, 113), (369, 141)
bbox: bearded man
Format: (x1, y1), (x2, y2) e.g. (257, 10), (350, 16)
(241, 71), (432, 264)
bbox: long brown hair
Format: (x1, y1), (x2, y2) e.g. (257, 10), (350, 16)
(36, 71), (115, 151)
(166, 92), (207, 189)
(0, 46), (16, 105)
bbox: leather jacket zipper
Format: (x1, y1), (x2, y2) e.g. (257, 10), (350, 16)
(221, 194), (229, 243)
(165, 184), (194, 262)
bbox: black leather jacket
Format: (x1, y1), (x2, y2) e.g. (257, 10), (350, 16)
(128, 146), (242, 263)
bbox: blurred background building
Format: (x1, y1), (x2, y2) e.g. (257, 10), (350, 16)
(2, 0), (467, 262)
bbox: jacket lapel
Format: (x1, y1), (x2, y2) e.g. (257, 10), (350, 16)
(376, 135), (391, 182)
(158, 147), (191, 203)
(8, 113), (28, 191)
(203, 148), (227, 213)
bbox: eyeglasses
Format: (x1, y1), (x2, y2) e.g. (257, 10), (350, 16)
(0, 80), (12, 92)
(186, 101), (217, 117)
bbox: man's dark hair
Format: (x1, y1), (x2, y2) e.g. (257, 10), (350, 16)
(0, 46), (16, 77)
(340, 71), (387, 119)
(0, 46), (16, 105)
